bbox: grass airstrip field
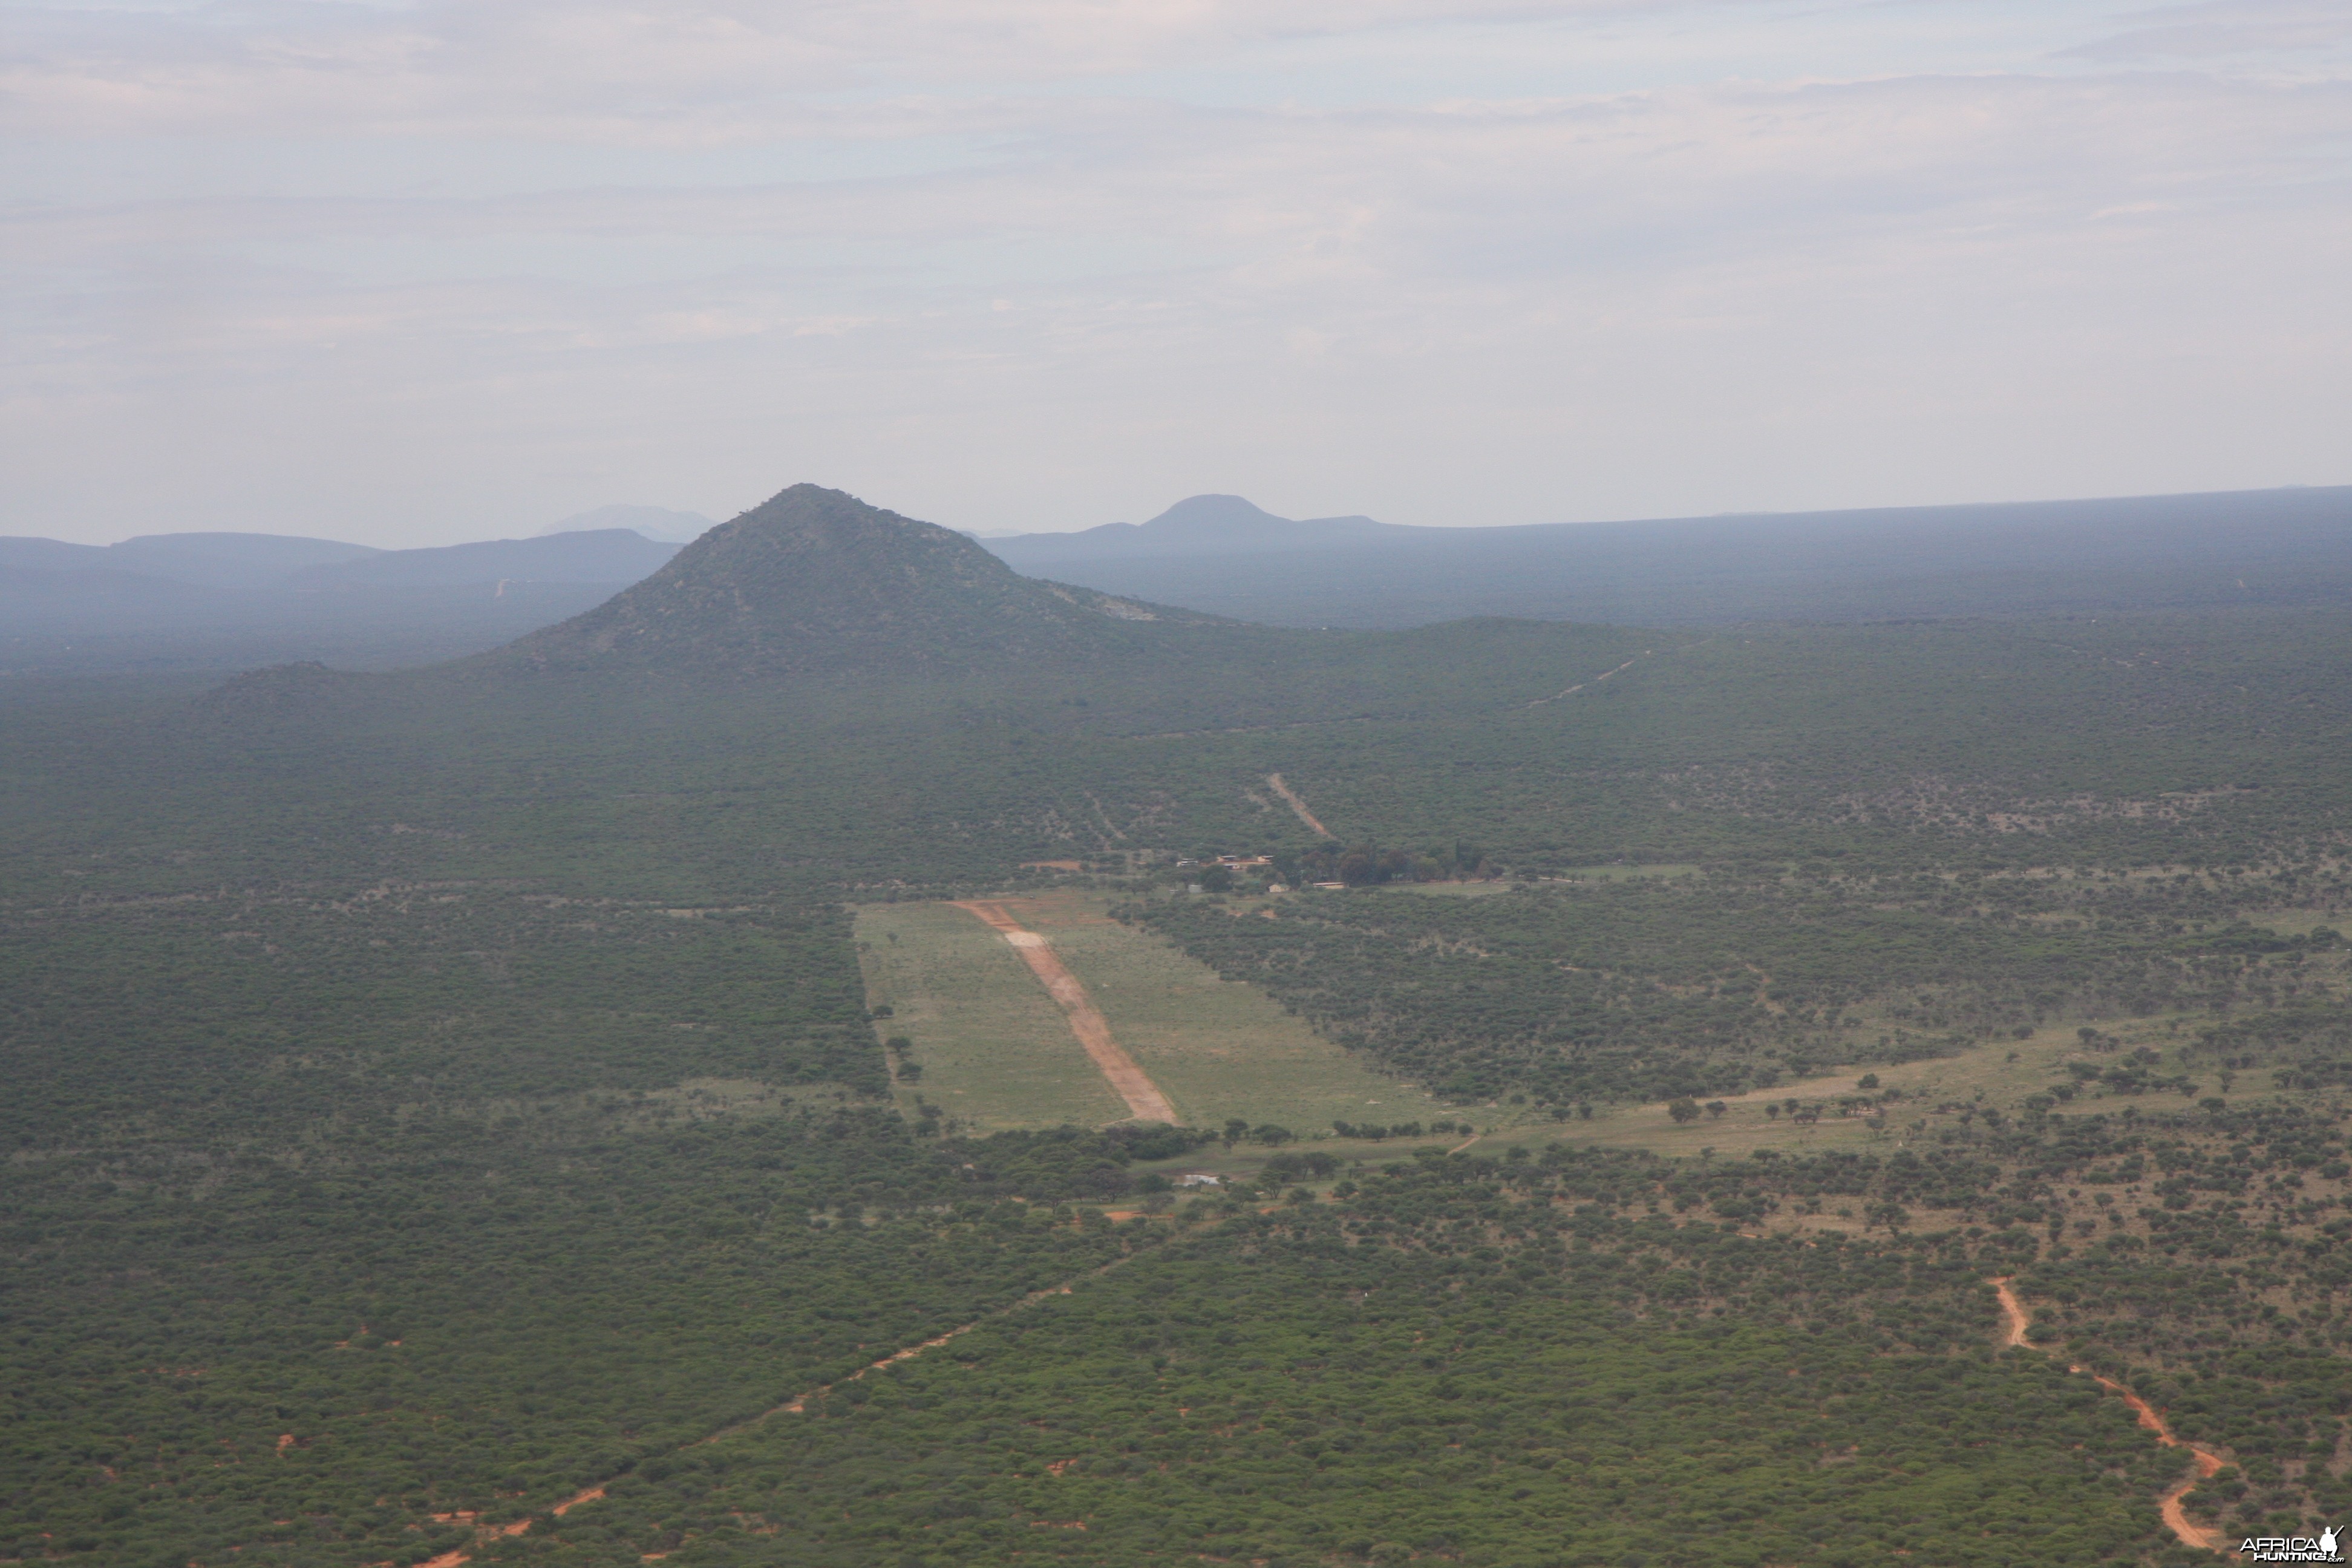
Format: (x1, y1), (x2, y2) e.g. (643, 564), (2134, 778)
(857, 877), (2323, 1201)
(855, 890), (1456, 1137)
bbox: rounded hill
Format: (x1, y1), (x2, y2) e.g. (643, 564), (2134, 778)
(500, 484), (1215, 678)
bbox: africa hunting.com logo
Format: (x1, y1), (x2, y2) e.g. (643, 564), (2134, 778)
(2240, 1526), (2344, 1564)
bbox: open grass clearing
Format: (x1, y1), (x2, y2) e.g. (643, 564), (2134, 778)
(863, 890), (2301, 1171)
(1534, 1011), (2292, 1160)
(970, 890), (1458, 1134)
(854, 900), (1129, 1132)
(857, 891), (1454, 1135)
(2234, 905), (2347, 938)
(1064, 1009), (2319, 1244)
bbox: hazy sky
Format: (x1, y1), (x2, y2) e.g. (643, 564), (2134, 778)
(5, 0), (2348, 545)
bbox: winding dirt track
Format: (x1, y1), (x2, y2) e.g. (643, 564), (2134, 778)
(1989, 1276), (2228, 1555)
(420, 1253), (1158, 1565)
(419, 1484), (609, 1567)
(951, 900), (1177, 1123)
(1264, 773), (1333, 838)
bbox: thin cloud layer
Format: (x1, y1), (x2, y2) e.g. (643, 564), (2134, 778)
(4, 0), (1722, 139)
(2, 0), (2347, 540)
(2065, 1), (2352, 62)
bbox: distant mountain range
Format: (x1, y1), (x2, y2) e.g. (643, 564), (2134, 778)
(9, 483), (2351, 675)
(211, 488), (1664, 757)
(292, 531), (677, 590)
(0, 526), (677, 601)
(0, 524), (682, 675)
(979, 494), (1409, 559)
(984, 486), (2352, 627)
(535, 505), (717, 544)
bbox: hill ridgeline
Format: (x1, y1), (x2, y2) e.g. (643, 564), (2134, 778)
(501, 483), (1215, 677)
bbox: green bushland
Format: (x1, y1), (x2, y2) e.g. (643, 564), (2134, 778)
(1, 889), (883, 1137)
(1122, 866), (2349, 1106)
(0, 887), (1172, 1565)
(11, 578), (2352, 1563)
(0, 1087), (1209, 1564)
(465, 1138), (2255, 1567)
(16, 609), (2352, 913)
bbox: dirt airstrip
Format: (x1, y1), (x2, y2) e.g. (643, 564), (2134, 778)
(1264, 773), (1333, 838)
(1989, 1276), (2228, 1555)
(950, 900), (1178, 1123)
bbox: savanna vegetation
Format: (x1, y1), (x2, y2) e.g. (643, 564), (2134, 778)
(353, 1105), (2352, 1566)
(9, 489), (2352, 1564)
(1125, 864), (2348, 1104)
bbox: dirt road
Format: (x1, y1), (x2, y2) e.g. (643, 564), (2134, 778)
(1264, 773), (1333, 838)
(419, 1483), (609, 1567)
(420, 1250), (1158, 1565)
(704, 1276), (1087, 1440)
(951, 900), (1178, 1123)
(1988, 1277), (2227, 1554)
(1990, 1275), (2035, 1347)
(1526, 653), (1647, 707)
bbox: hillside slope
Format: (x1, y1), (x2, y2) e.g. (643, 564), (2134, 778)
(502, 483), (1218, 677)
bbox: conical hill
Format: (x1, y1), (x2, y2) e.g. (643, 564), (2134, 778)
(501, 484), (1211, 677)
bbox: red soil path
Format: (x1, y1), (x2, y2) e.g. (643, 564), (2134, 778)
(704, 1278), (1082, 1440)
(415, 1255), (1152, 1563)
(419, 1485), (607, 1568)
(1988, 1276), (2228, 1555)
(950, 900), (1177, 1123)
(1264, 773), (1333, 838)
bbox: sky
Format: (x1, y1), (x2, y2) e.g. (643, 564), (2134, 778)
(4, 0), (2349, 545)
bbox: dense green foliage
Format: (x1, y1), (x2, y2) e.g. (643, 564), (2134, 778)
(1126, 871), (2350, 1103)
(2016, 1108), (2352, 1540)
(1, 889), (883, 1135)
(403, 1143), (2243, 1567)
(11, 506), (2352, 1565)
(0, 1092), (1186, 1564)
(0, 886), (1198, 1565)
(18, 608), (2352, 913)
